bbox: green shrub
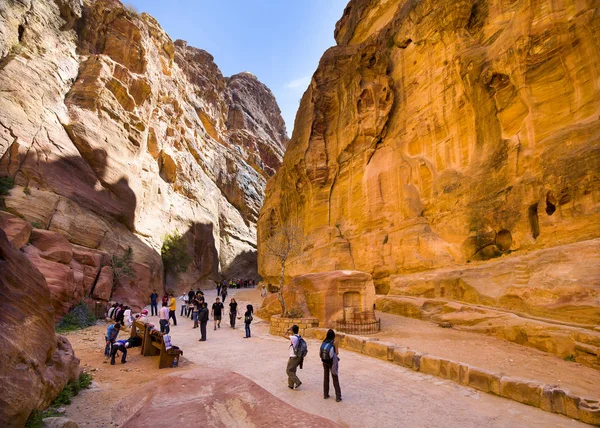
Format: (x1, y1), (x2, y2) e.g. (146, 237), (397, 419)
(286, 307), (305, 318)
(161, 231), (191, 274)
(56, 301), (97, 333)
(111, 246), (136, 284)
(563, 354), (576, 362)
(31, 221), (44, 229)
(0, 176), (14, 195)
(25, 373), (93, 427)
(23, 186), (31, 195)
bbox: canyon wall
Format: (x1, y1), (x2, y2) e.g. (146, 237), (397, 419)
(258, 0), (600, 327)
(0, 0), (287, 312)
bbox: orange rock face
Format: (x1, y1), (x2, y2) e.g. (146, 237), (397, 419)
(258, 0), (600, 326)
(0, 0), (287, 311)
(0, 229), (80, 427)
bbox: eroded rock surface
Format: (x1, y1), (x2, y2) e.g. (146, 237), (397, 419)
(258, 0), (600, 330)
(113, 368), (340, 427)
(0, 229), (80, 427)
(0, 0), (287, 313)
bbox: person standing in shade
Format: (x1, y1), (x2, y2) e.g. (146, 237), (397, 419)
(229, 298), (238, 328)
(198, 302), (209, 341)
(216, 281), (221, 298)
(179, 292), (188, 316)
(284, 325), (302, 389)
(320, 329), (342, 402)
(243, 304), (253, 338)
(211, 297), (224, 330)
(221, 283), (228, 303)
(159, 302), (170, 334)
(150, 290), (158, 316)
(168, 293), (177, 326)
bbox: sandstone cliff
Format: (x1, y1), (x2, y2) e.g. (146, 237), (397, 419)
(258, 0), (600, 329)
(0, 0), (287, 312)
(0, 228), (80, 426)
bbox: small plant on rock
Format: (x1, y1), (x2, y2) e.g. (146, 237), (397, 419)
(563, 354), (576, 362)
(31, 221), (44, 229)
(110, 246), (136, 285)
(161, 230), (191, 276)
(56, 301), (97, 333)
(0, 176), (14, 195)
(23, 186), (31, 195)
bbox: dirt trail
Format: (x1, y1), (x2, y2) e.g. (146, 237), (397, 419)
(63, 288), (589, 427)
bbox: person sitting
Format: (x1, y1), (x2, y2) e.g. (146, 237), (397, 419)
(135, 309), (150, 324)
(110, 339), (129, 365)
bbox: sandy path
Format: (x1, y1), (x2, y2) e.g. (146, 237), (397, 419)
(154, 288), (586, 428)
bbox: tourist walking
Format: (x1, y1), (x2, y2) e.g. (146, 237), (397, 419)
(284, 325), (302, 389)
(320, 329), (342, 401)
(150, 290), (158, 316)
(221, 284), (228, 303)
(212, 297), (224, 330)
(198, 302), (209, 341)
(243, 304), (253, 338)
(159, 303), (170, 334)
(168, 293), (177, 326)
(229, 298), (238, 328)
(216, 281), (221, 298)
(192, 296), (200, 328)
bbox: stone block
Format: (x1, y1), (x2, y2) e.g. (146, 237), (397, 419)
(364, 341), (390, 361)
(541, 386), (566, 414)
(458, 364), (470, 386)
(343, 335), (366, 353)
(420, 355), (442, 376)
(468, 367), (499, 394)
(500, 377), (542, 407)
(439, 360), (460, 383)
(392, 347), (415, 369)
(412, 352), (422, 371)
(579, 400), (600, 425)
(565, 394), (581, 419)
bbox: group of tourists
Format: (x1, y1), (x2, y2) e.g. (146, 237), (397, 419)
(284, 325), (342, 402)
(104, 303), (152, 365)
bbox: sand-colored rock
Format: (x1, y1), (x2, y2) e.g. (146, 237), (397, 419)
(30, 229), (73, 265)
(0, 0), (287, 314)
(258, 0), (600, 327)
(112, 368), (340, 427)
(92, 266), (113, 301)
(0, 230), (80, 427)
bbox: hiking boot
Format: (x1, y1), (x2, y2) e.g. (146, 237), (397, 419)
(336, 397), (342, 402)
(324, 395), (330, 399)
(288, 385), (294, 389)
(110, 361), (115, 365)
(121, 361), (127, 364)
(294, 382), (302, 390)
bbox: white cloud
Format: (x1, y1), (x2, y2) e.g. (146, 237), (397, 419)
(286, 75), (311, 90)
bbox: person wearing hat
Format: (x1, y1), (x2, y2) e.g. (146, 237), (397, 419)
(104, 322), (121, 362)
(136, 309), (150, 324)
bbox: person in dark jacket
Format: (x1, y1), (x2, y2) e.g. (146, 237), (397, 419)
(198, 302), (209, 341)
(150, 290), (158, 316)
(104, 322), (121, 362)
(243, 304), (253, 338)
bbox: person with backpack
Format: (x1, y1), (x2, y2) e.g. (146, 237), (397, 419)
(198, 302), (209, 341)
(284, 324), (307, 390)
(243, 304), (253, 338)
(320, 329), (342, 402)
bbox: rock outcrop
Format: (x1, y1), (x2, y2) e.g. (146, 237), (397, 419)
(258, 0), (600, 332)
(0, 229), (80, 427)
(0, 0), (287, 313)
(113, 368), (340, 427)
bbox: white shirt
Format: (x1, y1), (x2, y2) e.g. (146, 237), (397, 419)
(159, 306), (169, 320)
(289, 335), (299, 358)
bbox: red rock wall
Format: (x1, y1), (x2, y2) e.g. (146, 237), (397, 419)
(0, 229), (80, 426)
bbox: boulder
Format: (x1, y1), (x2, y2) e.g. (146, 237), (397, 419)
(0, 230), (79, 427)
(29, 229), (73, 264)
(0, 210), (32, 249)
(92, 265), (113, 301)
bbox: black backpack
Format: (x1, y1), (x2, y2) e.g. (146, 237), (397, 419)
(320, 341), (334, 363)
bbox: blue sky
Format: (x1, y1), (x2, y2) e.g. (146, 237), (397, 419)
(125, 0), (348, 136)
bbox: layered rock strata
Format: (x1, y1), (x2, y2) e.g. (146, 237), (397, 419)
(258, 0), (600, 335)
(0, 229), (80, 427)
(0, 0), (287, 312)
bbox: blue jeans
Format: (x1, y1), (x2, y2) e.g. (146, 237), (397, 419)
(245, 323), (251, 338)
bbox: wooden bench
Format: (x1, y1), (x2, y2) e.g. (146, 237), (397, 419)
(129, 320), (183, 369)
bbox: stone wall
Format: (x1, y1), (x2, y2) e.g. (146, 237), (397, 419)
(269, 315), (319, 337)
